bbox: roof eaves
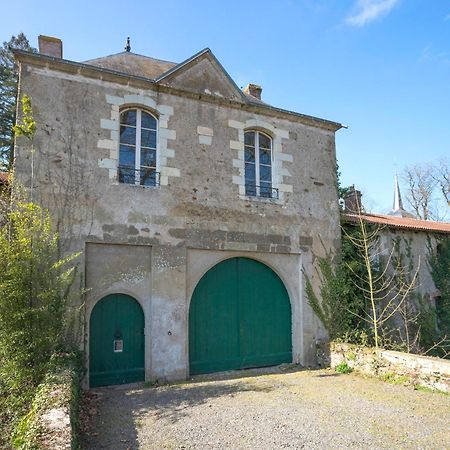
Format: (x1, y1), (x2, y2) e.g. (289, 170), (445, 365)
(13, 48), (159, 83)
(13, 50), (343, 131)
(343, 213), (450, 234)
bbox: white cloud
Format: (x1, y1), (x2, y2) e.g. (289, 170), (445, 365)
(346, 0), (400, 27)
(421, 44), (450, 65)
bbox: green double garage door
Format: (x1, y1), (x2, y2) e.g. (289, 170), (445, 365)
(90, 257), (292, 386)
(189, 257), (292, 375)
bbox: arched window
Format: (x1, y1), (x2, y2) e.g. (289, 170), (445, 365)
(118, 108), (158, 186)
(244, 130), (274, 198)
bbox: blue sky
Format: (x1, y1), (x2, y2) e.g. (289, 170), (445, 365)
(3, 0), (449, 213)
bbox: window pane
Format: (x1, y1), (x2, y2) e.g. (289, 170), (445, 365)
(120, 125), (136, 145)
(259, 149), (271, 165)
(244, 131), (255, 146)
(140, 166), (157, 187)
(245, 162), (256, 196)
(244, 146), (255, 163)
(260, 164), (272, 182)
(120, 110), (136, 126)
(118, 144), (136, 185)
(141, 129), (157, 149)
(259, 133), (271, 149)
(141, 111), (157, 130)
(140, 148), (156, 168)
(118, 166), (135, 184)
(260, 181), (273, 198)
(245, 162), (256, 183)
(119, 144), (135, 168)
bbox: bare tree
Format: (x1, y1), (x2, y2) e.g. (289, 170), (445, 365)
(343, 204), (420, 350)
(402, 159), (449, 221)
(432, 158), (449, 207)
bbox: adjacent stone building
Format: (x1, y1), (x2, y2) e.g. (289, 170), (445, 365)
(14, 36), (343, 387)
(343, 180), (450, 343)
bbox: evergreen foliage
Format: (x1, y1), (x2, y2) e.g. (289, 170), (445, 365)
(427, 236), (450, 357)
(0, 33), (36, 171)
(304, 229), (366, 341)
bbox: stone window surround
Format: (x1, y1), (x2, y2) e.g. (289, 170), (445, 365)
(243, 129), (274, 198)
(119, 107), (158, 186)
(228, 118), (292, 202)
(98, 93), (179, 186)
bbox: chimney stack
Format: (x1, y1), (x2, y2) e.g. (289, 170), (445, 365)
(343, 185), (363, 213)
(243, 83), (262, 100)
(38, 35), (63, 58)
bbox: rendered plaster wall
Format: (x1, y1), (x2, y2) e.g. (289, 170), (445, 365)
(15, 60), (340, 381)
(378, 229), (439, 301)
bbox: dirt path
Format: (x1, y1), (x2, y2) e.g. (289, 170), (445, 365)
(81, 366), (450, 449)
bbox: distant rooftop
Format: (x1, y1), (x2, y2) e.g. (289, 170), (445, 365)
(344, 212), (450, 234)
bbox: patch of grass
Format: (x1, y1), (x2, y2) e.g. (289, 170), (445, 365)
(414, 385), (448, 395)
(379, 372), (409, 385)
(12, 353), (81, 449)
(335, 362), (353, 374)
(347, 352), (357, 361)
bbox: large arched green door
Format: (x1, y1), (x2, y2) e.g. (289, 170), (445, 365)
(89, 294), (145, 387)
(189, 257), (292, 375)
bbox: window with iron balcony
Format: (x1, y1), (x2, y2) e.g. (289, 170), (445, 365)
(118, 108), (159, 187)
(244, 130), (277, 199)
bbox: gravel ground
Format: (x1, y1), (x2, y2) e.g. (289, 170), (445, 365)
(81, 366), (450, 449)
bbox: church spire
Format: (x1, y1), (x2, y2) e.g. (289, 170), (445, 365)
(388, 175), (413, 217)
(393, 174), (404, 212)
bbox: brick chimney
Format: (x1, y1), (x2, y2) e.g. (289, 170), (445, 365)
(243, 83), (262, 100)
(38, 35), (63, 58)
(343, 185), (363, 213)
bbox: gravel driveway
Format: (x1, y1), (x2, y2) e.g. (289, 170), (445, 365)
(81, 366), (450, 449)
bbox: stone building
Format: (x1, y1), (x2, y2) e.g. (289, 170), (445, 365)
(343, 178), (450, 341)
(14, 36), (343, 387)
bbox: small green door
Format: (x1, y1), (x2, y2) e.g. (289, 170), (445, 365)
(89, 294), (145, 387)
(189, 257), (292, 375)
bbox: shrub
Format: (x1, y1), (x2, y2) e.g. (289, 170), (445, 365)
(0, 200), (80, 447)
(335, 362), (353, 374)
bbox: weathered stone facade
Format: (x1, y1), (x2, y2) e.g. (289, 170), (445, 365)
(14, 42), (342, 386)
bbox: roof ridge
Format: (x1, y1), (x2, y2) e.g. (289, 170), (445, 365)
(84, 51), (176, 66)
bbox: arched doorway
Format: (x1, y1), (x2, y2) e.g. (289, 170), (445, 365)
(189, 257), (292, 375)
(89, 293), (145, 387)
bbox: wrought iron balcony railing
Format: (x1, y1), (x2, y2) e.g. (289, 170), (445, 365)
(118, 165), (160, 187)
(245, 184), (279, 199)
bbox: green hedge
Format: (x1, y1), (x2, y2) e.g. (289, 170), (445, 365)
(12, 353), (81, 450)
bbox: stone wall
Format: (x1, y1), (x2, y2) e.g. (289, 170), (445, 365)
(331, 342), (450, 392)
(14, 52), (341, 383)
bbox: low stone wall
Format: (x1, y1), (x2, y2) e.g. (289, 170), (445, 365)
(13, 354), (80, 449)
(331, 342), (450, 392)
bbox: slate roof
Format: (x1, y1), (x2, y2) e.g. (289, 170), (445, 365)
(84, 52), (177, 80)
(343, 213), (450, 234)
(86, 50), (272, 105)
(14, 48), (343, 131)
